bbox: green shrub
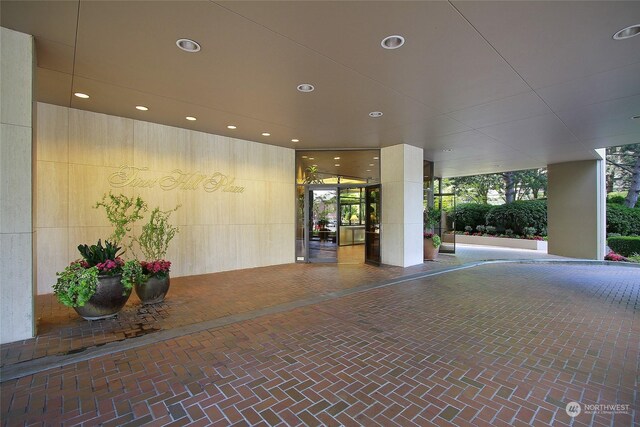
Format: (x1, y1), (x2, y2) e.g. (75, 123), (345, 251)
(608, 236), (640, 257)
(607, 204), (640, 236)
(607, 194), (626, 205)
(485, 200), (547, 235)
(476, 225), (486, 234)
(451, 203), (492, 231)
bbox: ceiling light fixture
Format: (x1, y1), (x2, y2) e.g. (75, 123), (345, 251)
(334, 164), (340, 167)
(369, 163), (374, 166)
(369, 111), (383, 118)
(74, 92), (89, 99)
(186, 116), (197, 121)
(262, 132), (270, 136)
(373, 156), (379, 160)
(442, 149), (453, 152)
(135, 105), (148, 111)
(291, 139), (300, 142)
(227, 125), (237, 129)
(631, 115), (640, 120)
(381, 35), (405, 49)
(312, 164), (317, 167)
(297, 83), (315, 92)
(176, 38), (201, 52)
(302, 156), (308, 159)
(334, 157), (341, 160)
(613, 24), (640, 40)
(309, 157), (315, 160)
(366, 169), (372, 172)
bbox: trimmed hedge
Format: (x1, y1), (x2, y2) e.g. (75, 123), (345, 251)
(608, 236), (640, 257)
(485, 200), (547, 235)
(606, 204), (640, 236)
(450, 203), (492, 232)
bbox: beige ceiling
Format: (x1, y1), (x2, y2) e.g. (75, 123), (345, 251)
(2, 1), (639, 177)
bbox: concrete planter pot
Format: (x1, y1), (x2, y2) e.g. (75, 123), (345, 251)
(424, 239), (440, 261)
(74, 274), (131, 320)
(135, 275), (170, 305)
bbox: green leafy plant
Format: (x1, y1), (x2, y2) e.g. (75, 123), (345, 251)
(451, 203), (492, 232)
(53, 262), (99, 308)
(135, 206), (180, 261)
(523, 227), (536, 237)
(303, 165), (324, 184)
(607, 236), (640, 257)
(476, 225), (486, 234)
(77, 240), (122, 268)
(424, 232), (441, 248)
(121, 259), (144, 290)
(485, 225), (497, 235)
(95, 192), (147, 247)
(485, 199), (547, 235)
(423, 206), (441, 231)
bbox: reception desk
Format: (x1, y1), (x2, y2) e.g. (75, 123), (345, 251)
(339, 225), (365, 246)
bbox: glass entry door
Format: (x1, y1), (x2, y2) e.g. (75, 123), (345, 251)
(364, 185), (381, 265)
(306, 188), (338, 262)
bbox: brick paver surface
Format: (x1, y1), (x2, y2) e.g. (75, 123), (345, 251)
(0, 245), (559, 366)
(1, 262), (638, 426)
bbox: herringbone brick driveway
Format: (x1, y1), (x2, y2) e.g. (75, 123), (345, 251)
(1, 262), (638, 426)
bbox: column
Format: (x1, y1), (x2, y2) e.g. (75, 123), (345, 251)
(381, 144), (424, 267)
(547, 151), (606, 259)
(1, 27), (35, 344)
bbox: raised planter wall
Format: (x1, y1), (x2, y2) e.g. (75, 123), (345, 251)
(450, 234), (548, 251)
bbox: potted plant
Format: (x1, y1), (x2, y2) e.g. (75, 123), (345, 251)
(423, 232), (441, 261)
(53, 240), (143, 320)
(94, 191), (147, 249)
(134, 206), (180, 304)
(424, 206), (441, 261)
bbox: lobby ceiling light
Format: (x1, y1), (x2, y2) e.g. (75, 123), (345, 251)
(366, 169), (372, 172)
(381, 35), (405, 49)
(135, 105), (148, 111)
(631, 115), (640, 120)
(301, 155), (308, 159)
(227, 125), (237, 129)
(309, 157), (315, 160)
(442, 148), (453, 152)
(334, 164), (340, 167)
(369, 163), (374, 166)
(262, 132), (270, 136)
(373, 156), (379, 160)
(74, 92), (89, 99)
(613, 24), (640, 40)
(291, 139), (300, 142)
(312, 164), (317, 167)
(176, 38), (201, 52)
(334, 157), (340, 160)
(186, 116), (197, 121)
(369, 111), (383, 118)
(297, 83), (315, 93)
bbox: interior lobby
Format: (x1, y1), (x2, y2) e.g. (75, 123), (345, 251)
(1, 2), (639, 425)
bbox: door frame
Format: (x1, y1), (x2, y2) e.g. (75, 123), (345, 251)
(301, 183), (379, 264)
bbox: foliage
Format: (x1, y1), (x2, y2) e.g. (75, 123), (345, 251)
(607, 236), (640, 257)
(95, 192), (147, 247)
(485, 226), (497, 235)
(523, 227), (536, 237)
(505, 229), (514, 237)
(448, 168), (547, 204)
(423, 206), (441, 230)
(450, 203), (492, 231)
(136, 206), (180, 261)
(303, 165), (324, 184)
(606, 144), (640, 207)
(464, 225), (473, 233)
(53, 262), (99, 307)
(627, 253), (640, 263)
(424, 233), (441, 247)
(606, 204), (640, 236)
(607, 193), (627, 205)
(485, 199), (547, 235)
(140, 260), (171, 279)
(449, 175), (501, 204)
(121, 260), (144, 291)
(476, 225), (486, 234)
(77, 240), (122, 269)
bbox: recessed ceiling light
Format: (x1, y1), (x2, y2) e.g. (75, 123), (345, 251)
(366, 169), (372, 172)
(381, 35), (405, 50)
(631, 115), (640, 120)
(613, 24), (640, 40)
(442, 149), (453, 152)
(373, 156), (379, 160)
(74, 92), (89, 99)
(302, 155), (308, 159)
(297, 83), (315, 93)
(309, 157), (315, 160)
(369, 111), (383, 118)
(369, 163), (374, 166)
(262, 132), (270, 136)
(176, 38), (201, 52)
(227, 125), (237, 129)
(334, 157), (341, 160)
(334, 164), (340, 167)
(312, 164), (317, 167)
(135, 105), (148, 111)
(186, 116), (197, 121)
(291, 139), (300, 142)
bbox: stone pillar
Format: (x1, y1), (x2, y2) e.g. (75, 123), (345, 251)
(381, 144), (424, 267)
(1, 27), (35, 344)
(547, 151), (606, 260)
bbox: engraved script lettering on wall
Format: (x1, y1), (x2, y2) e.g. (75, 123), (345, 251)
(108, 165), (245, 193)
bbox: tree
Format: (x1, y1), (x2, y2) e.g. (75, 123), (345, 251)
(606, 144), (640, 208)
(449, 174), (501, 204)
